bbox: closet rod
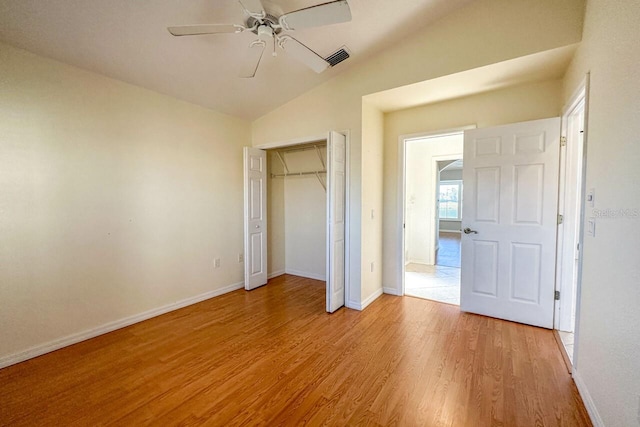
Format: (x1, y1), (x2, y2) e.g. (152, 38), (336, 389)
(270, 171), (327, 178)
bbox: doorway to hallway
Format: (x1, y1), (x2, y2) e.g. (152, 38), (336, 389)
(405, 232), (461, 304)
(403, 140), (463, 306)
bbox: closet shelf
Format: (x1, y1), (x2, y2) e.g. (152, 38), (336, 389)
(271, 143), (327, 192)
(270, 171), (326, 178)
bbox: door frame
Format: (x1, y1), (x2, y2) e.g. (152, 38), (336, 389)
(555, 81), (587, 331)
(253, 130), (351, 309)
(397, 125), (474, 296)
(554, 75), (590, 368)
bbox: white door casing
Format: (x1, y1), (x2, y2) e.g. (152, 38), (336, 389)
(243, 147), (268, 290)
(460, 118), (561, 329)
(326, 131), (346, 312)
(556, 95), (586, 332)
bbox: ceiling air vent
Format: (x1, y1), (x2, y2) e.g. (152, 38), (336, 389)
(325, 47), (350, 67)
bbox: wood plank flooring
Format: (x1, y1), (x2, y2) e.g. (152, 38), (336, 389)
(0, 275), (591, 426)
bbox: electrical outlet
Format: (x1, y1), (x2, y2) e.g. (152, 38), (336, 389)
(370, 262), (374, 273)
(238, 253), (244, 263)
(214, 258), (221, 268)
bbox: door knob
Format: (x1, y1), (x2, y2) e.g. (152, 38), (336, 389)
(463, 227), (478, 234)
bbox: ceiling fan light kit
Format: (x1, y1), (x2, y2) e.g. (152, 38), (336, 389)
(168, 0), (352, 78)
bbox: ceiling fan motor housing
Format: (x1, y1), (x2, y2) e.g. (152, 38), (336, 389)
(258, 25), (274, 40)
(247, 14), (282, 35)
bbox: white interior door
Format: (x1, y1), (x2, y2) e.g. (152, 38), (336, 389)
(460, 118), (561, 328)
(243, 147), (267, 290)
(326, 131), (346, 312)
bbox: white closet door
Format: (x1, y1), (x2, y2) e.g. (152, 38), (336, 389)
(244, 147), (267, 290)
(460, 118), (560, 328)
(326, 131), (346, 313)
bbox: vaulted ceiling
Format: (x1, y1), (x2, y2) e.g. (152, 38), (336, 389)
(0, 0), (475, 120)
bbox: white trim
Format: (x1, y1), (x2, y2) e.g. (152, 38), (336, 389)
(0, 281), (244, 369)
(405, 259), (431, 266)
(573, 368), (604, 427)
(344, 130), (351, 310)
(401, 125), (477, 143)
(349, 288), (384, 311)
(345, 300), (360, 310)
(268, 269), (286, 279)
(563, 76), (588, 114)
(383, 286), (401, 296)
(397, 133), (407, 297)
(554, 74), (590, 373)
(285, 269), (326, 281)
(554, 90), (586, 332)
(572, 73), (590, 371)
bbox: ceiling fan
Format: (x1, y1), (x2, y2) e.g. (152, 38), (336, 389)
(168, 0), (352, 78)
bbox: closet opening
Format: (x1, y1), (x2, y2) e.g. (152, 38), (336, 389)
(243, 132), (348, 313)
(267, 142), (328, 283)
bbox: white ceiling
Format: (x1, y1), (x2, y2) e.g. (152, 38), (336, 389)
(0, 0), (475, 120)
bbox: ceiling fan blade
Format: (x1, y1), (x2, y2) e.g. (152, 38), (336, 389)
(279, 0), (351, 31)
(279, 36), (329, 73)
(238, 0), (266, 17)
(168, 24), (244, 36)
(239, 41), (266, 78)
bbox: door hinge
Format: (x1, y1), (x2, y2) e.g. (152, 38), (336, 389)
(560, 136), (567, 147)
(555, 290), (560, 300)
(557, 214), (564, 225)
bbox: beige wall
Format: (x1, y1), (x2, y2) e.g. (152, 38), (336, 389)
(283, 148), (328, 281)
(360, 102), (384, 302)
(383, 79), (564, 291)
(562, 0), (640, 425)
(252, 0), (584, 306)
(267, 149), (327, 281)
(405, 135), (463, 265)
(0, 43), (250, 363)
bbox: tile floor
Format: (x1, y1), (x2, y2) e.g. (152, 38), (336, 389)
(435, 232), (461, 268)
(405, 264), (461, 305)
(558, 330), (575, 363)
(405, 233), (462, 305)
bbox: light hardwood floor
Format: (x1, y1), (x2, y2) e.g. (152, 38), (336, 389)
(0, 275), (591, 426)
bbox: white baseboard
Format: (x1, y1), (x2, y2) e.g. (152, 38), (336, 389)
(572, 368), (604, 427)
(383, 286), (401, 296)
(0, 281), (244, 370)
(349, 288), (383, 311)
(406, 260), (432, 266)
(285, 269), (326, 281)
(345, 300), (360, 310)
(268, 269), (286, 279)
